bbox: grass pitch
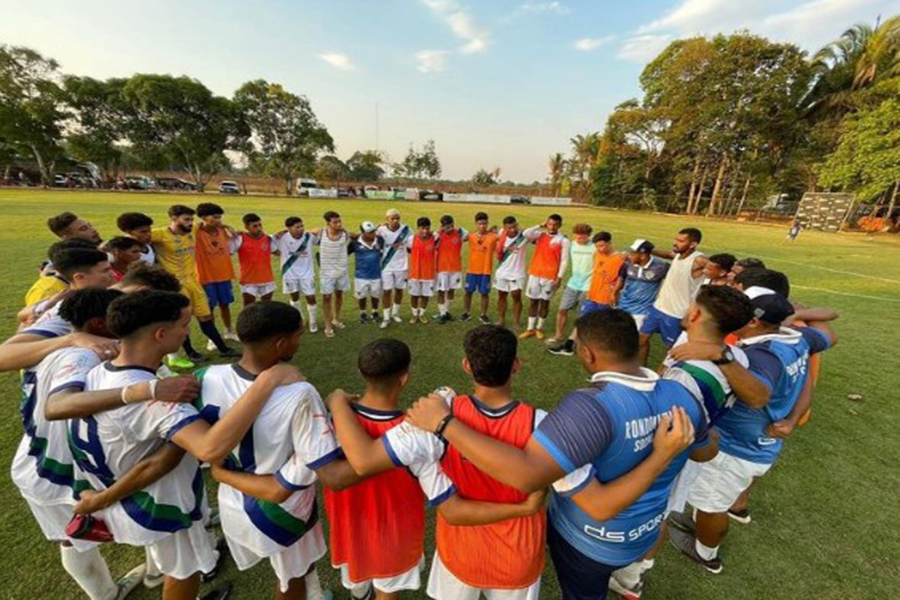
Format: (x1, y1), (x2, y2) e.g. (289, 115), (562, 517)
(0, 189), (898, 599)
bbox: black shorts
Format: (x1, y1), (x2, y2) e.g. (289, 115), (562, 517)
(548, 523), (619, 600)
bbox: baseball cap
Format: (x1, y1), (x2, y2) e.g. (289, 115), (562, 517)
(360, 221), (377, 233)
(630, 238), (655, 254)
(744, 286), (794, 324)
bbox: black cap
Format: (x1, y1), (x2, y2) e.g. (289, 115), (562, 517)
(745, 287), (794, 325)
(630, 238), (655, 254)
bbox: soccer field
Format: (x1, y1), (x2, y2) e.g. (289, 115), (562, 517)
(1, 189), (898, 599)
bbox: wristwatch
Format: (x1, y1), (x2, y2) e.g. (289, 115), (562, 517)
(712, 346), (735, 366)
(435, 414), (455, 437)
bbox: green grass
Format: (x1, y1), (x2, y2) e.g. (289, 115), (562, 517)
(1, 189), (898, 599)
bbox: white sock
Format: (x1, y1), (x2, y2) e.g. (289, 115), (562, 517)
(439, 302), (448, 316)
(145, 547), (161, 577)
(611, 561), (644, 589)
(290, 299), (299, 308)
(307, 305), (317, 325)
(305, 568), (324, 600)
(383, 308), (392, 320)
(392, 303), (401, 316)
(527, 317), (537, 330)
(60, 545), (117, 600)
(536, 317), (545, 330)
(695, 539), (718, 561)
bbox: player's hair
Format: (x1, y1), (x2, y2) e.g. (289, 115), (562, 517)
(58, 288), (124, 329)
(573, 223), (593, 235)
(47, 212), (79, 237)
(196, 203), (224, 218)
(168, 205), (195, 218)
(475, 212), (489, 222)
(736, 257), (766, 270)
(708, 253), (737, 272)
(464, 325), (518, 387)
(116, 212), (153, 232)
(575, 309), (639, 361)
(592, 231), (612, 243)
(417, 217), (431, 228)
(440, 215), (454, 226)
(47, 238), (97, 260)
(237, 301), (302, 344)
(695, 285), (754, 335)
(107, 290), (189, 339)
(324, 210), (340, 223)
(735, 268), (790, 298)
(548, 213), (562, 224)
(119, 264), (181, 292)
(502, 215), (517, 226)
(679, 227), (702, 244)
(242, 213), (261, 226)
(106, 236), (142, 253)
(51, 248), (109, 280)
(358, 338), (412, 385)
(285, 216), (303, 227)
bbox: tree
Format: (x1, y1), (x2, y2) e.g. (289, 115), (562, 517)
(346, 150), (385, 181)
(0, 45), (67, 185)
(395, 139), (442, 179)
(548, 153), (566, 195)
(314, 155), (350, 182)
(63, 76), (129, 180)
(471, 168), (498, 187)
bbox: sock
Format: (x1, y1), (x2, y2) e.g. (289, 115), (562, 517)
(392, 303), (401, 316)
(611, 561), (645, 590)
(307, 305), (317, 325)
(384, 308), (392, 321)
(439, 302), (448, 316)
(536, 317), (545, 330)
(527, 316), (537, 330)
(695, 540), (718, 561)
(199, 320), (229, 353)
(305, 568), (325, 600)
(145, 547), (161, 578)
(290, 300), (299, 309)
(182, 336), (198, 357)
(60, 545), (117, 600)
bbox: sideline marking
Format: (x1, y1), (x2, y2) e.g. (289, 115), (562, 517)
(791, 285), (900, 303)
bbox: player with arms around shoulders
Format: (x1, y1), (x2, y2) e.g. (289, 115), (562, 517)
(377, 208), (412, 324)
(406, 217), (439, 325)
(350, 221), (384, 326)
(25, 212), (103, 307)
(317, 210), (356, 338)
(116, 212), (156, 266)
(461, 212), (499, 325)
(194, 202), (239, 342)
(614, 239), (669, 333)
(105, 237), (144, 284)
(274, 216), (319, 332)
(493, 215), (533, 329)
(548, 223), (594, 344)
(434, 215), (468, 324)
(520, 214), (570, 340)
(233, 213), (276, 307)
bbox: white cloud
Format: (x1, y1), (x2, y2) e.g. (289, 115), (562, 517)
(415, 50), (449, 73)
(574, 35), (615, 51)
(317, 52), (354, 71)
(637, 0), (734, 34)
(617, 34), (673, 62)
(421, 0), (490, 54)
(519, 1), (570, 15)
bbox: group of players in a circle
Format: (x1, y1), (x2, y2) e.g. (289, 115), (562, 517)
(4, 203), (837, 600)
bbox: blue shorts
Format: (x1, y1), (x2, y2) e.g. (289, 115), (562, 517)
(202, 280), (234, 308)
(548, 522), (618, 600)
(639, 305), (682, 347)
(579, 300), (611, 317)
(465, 273), (491, 295)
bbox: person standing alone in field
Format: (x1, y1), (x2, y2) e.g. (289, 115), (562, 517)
(194, 203), (238, 343)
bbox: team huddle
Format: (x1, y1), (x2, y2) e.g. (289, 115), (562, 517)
(4, 203), (838, 600)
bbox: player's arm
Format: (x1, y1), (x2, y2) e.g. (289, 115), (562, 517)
(326, 390), (396, 476)
(555, 238), (570, 287)
(523, 225), (543, 240)
(767, 376), (813, 439)
(209, 463), (293, 504)
(438, 489), (547, 526)
(171, 364), (303, 464)
(0, 332), (119, 372)
(691, 255), (709, 278)
(668, 343), (772, 408)
(788, 306), (839, 324)
(651, 248), (675, 260)
(73, 443), (186, 514)
(689, 427), (719, 462)
(313, 459), (365, 491)
(46, 376), (201, 421)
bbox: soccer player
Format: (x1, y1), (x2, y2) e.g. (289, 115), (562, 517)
(377, 208), (412, 324)
(105, 236), (144, 283)
(275, 216), (319, 331)
(194, 302), (362, 600)
(461, 212), (498, 324)
(616, 239), (670, 331)
(194, 203), (238, 341)
(549, 223), (594, 344)
(233, 213), (275, 306)
(150, 205), (237, 366)
(520, 214), (569, 339)
(493, 216), (532, 328)
(318, 211), (353, 338)
(327, 327), (550, 600)
(434, 215), (467, 324)
(350, 221), (384, 326)
(701, 253), (736, 286)
(638, 227), (707, 364)
(25, 213), (104, 306)
(665, 289), (836, 574)
(116, 212), (156, 265)
(406, 309), (705, 600)
(407, 217), (438, 325)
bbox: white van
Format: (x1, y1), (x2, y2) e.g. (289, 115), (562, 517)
(296, 178), (319, 196)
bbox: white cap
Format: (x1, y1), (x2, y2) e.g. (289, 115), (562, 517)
(360, 221), (377, 233)
(385, 208), (400, 218)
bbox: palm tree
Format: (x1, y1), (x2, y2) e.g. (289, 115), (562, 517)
(548, 152), (565, 195)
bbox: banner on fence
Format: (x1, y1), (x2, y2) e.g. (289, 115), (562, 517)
(444, 193), (511, 204)
(307, 188), (338, 198)
(366, 190), (396, 200)
(530, 196), (572, 206)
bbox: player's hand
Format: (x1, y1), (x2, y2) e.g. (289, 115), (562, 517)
(406, 393), (451, 432)
(651, 407), (694, 461)
(523, 488), (548, 514)
(552, 278), (561, 290)
(73, 490), (103, 515)
(70, 333), (121, 361)
(765, 419), (795, 439)
(668, 342), (724, 363)
(259, 363), (305, 387)
(325, 389), (360, 411)
(209, 462), (228, 482)
(154, 376), (201, 403)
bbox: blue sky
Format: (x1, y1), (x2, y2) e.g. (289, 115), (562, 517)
(4, 0), (899, 182)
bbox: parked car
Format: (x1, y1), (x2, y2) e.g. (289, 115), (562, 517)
(125, 176), (157, 190)
(218, 180), (241, 194)
(296, 178), (318, 196)
(156, 177), (198, 191)
(510, 194), (532, 205)
(419, 189), (444, 202)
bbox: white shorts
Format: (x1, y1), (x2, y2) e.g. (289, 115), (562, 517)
(409, 279), (435, 297)
(227, 522), (327, 593)
(436, 272), (463, 292)
(240, 282), (276, 298)
(25, 498), (97, 552)
(427, 552), (541, 600)
(493, 275), (527, 293)
(320, 273), (350, 295)
(687, 452), (772, 513)
(666, 459), (705, 515)
(148, 521), (219, 580)
(336, 557), (423, 595)
(283, 277), (316, 296)
(631, 313), (647, 330)
(354, 278), (383, 300)
(526, 275), (556, 301)
(382, 270), (408, 291)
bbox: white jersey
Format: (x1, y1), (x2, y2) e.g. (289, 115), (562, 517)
(71, 363), (205, 545)
(376, 224), (412, 272)
(276, 232), (317, 281)
(495, 227), (538, 280)
(139, 244), (156, 265)
(654, 251), (704, 318)
(22, 305), (73, 338)
(196, 364), (341, 556)
(12, 347), (100, 506)
(317, 230), (350, 279)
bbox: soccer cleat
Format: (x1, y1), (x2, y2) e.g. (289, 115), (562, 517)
(309, 321), (318, 333)
(460, 312), (472, 322)
(201, 537), (228, 583)
(379, 319), (390, 330)
(479, 314), (492, 325)
(391, 314), (403, 323)
(548, 340), (575, 356)
(143, 570), (164, 589)
(114, 564), (147, 600)
(519, 330), (536, 339)
(200, 582), (233, 600)
(224, 331), (240, 342)
(165, 356), (196, 370)
(372, 311), (381, 323)
(360, 314), (370, 325)
(728, 508), (752, 524)
(544, 337), (561, 345)
(409, 315), (418, 324)
(325, 328), (335, 338)
(418, 315), (429, 324)
(534, 330), (545, 340)
(608, 576), (643, 600)
(206, 339), (217, 352)
(444, 312), (456, 322)
(436, 314), (449, 325)
(332, 320), (346, 329)
(667, 510), (696, 534)
(668, 527), (723, 574)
